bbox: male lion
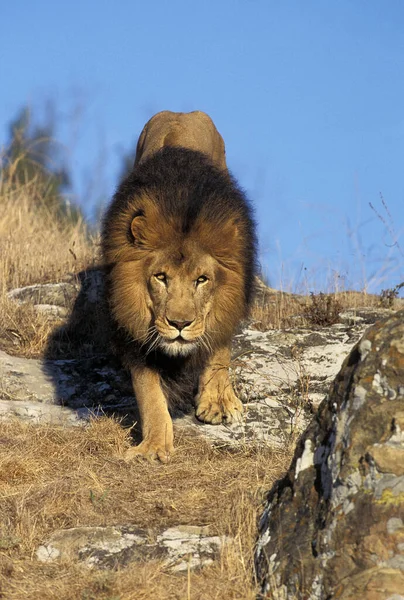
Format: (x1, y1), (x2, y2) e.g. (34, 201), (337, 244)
(102, 110), (257, 462)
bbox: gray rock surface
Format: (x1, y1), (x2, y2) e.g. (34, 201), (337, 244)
(0, 310), (383, 448)
(4, 272), (389, 448)
(7, 281), (80, 319)
(36, 524), (226, 572)
(256, 310), (404, 600)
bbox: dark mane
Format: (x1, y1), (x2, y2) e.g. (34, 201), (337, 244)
(104, 146), (258, 306)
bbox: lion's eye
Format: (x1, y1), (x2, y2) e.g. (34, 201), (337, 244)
(154, 272), (167, 283)
(196, 275), (208, 286)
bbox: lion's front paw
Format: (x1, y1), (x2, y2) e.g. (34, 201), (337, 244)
(195, 387), (243, 425)
(124, 438), (174, 463)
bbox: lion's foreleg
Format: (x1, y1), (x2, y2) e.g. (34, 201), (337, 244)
(195, 346), (243, 424)
(125, 365), (174, 463)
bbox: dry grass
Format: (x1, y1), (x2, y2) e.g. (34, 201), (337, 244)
(0, 418), (289, 599)
(0, 151), (97, 356)
(1, 560), (259, 600)
(250, 287), (400, 331)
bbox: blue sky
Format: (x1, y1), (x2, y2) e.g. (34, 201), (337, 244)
(1, 0), (403, 293)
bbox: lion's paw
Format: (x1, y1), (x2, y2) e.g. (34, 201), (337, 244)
(124, 439), (174, 463)
(195, 389), (243, 425)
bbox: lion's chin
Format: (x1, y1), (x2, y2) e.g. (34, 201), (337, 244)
(159, 339), (198, 357)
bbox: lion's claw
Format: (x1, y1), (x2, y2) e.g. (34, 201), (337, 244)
(124, 439), (173, 463)
(195, 391), (243, 425)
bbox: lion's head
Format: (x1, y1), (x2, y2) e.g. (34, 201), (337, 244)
(102, 113), (256, 363)
(138, 243), (219, 357)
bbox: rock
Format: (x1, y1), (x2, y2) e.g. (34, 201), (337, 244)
(36, 524), (226, 572)
(7, 281), (80, 319)
(0, 398), (87, 426)
(1, 268), (395, 449)
(6, 269), (107, 333)
(7, 282), (80, 306)
(234, 315), (375, 408)
(256, 310), (404, 599)
(0, 308), (381, 449)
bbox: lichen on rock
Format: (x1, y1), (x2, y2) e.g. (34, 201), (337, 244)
(256, 310), (404, 599)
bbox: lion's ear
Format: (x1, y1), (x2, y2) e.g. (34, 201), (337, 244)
(130, 215), (148, 246)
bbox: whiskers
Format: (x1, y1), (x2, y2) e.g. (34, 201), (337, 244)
(138, 325), (215, 358)
(198, 331), (214, 355)
(139, 325), (161, 355)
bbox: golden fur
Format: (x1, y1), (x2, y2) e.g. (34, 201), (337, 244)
(102, 111), (256, 462)
(134, 110), (227, 171)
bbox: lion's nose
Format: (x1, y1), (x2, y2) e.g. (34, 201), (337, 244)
(167, 319), (193, 331)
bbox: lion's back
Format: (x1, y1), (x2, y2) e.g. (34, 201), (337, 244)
(134, 110), (227, 171)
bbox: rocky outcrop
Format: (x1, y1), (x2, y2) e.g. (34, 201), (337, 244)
(256, 310), (404, 599)
(1, 280), (388, 449)
(3, 273), (403, 582)
(7, 280), (80, 319)
(36, 524), (226, 572)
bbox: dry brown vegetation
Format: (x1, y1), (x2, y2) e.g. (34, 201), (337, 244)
(250, 285), (398, 331)
(0, 153), (97, 356)
(0, 418), (289, 599)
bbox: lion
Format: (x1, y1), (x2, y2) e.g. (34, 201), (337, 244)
(102, 110), (257, 462)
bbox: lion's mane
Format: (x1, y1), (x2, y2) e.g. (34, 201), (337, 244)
(102, 147), (257, 407)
